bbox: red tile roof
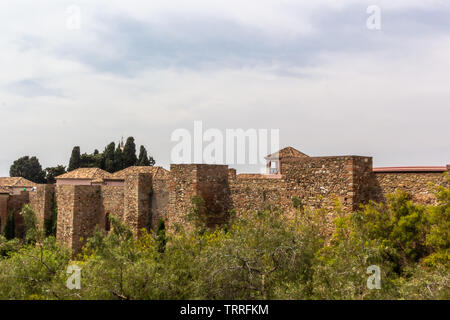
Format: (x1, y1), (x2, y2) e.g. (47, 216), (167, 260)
(0, 177), (36, 187)
(56, 168), (113, 180)
(0, 187), (10, 194)
(111, 166), (169, 180)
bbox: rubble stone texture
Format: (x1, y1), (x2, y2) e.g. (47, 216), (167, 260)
(0, 149), (447, 253)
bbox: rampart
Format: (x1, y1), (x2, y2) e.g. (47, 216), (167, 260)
(371, 171), (447, 204)
(0, 148), (447, 253)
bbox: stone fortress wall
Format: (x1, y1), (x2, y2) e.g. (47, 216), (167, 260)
(0, 148), (448, 252)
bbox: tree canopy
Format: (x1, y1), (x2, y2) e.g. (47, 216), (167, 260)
(0, 184), (448, 300)
(68, 146), (81, 171)
(65, 137), (155, 173)
(44, 165), (66, 184)
(9, 156), (46, 183)
(123, 137), (138, 168)
(138, 145), (155, 166)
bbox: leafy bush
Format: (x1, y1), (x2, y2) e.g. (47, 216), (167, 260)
(3, 212), (15, 240)
(0, 186), (447, 300)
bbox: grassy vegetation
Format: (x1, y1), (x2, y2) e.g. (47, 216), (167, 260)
(0, 184), (448, 300)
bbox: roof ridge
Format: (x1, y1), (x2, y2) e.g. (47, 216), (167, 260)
(265, 146), (309, 159)
(0, 177), (36, 187)
(56, 167), (113, 179)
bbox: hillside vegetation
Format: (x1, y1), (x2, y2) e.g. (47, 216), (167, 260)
(0, 184), (448, 300)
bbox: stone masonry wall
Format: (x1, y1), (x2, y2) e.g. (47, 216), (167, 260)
(229, 176), (286, 214)
(12, 160), (447, 253)
(167, 164), (231, 229)
(229, 156), (373, 218)
(281, 156), (373, 212)
(371, 171), (448, 205)
(123, 173), (153, 234)
(56, 185), (102, 253)
(7, 191), (30, 237)
(196, 165), (231, 227)
(56, 185), (75, 249)
(167, 164), (199, 228)
(29, 184), (55, 229)
(349, 157), (373, 210)
(150, 177), (170, 229)
(72, 186), (101, 253)
(0, 194), (9, 232)
(99, 186), (124, 231)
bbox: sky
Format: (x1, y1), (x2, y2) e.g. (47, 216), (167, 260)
(0, 0), (449, 175)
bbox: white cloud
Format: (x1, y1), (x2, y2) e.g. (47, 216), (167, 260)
(0, 0), (449, 176)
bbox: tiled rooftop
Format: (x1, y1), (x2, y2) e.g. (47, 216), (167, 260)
(56, 167), (114, 180)
(265, 146), (309, 160)
(0, 177), (36, 187)
(111, 166), (170, 180)
(0, 187), (10, 194)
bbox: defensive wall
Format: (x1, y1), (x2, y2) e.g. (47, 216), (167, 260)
(0, 150), (448, 253)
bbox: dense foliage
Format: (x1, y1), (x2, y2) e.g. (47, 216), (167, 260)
(9, 157), (66, 184)
(66, 137), (155, 172)
(44, 165), (67, 184)
(68, 146), (81, 171)
(0, 185), (448, 300)
(10, 138), (156, 185)
(9, 156), (46, 183)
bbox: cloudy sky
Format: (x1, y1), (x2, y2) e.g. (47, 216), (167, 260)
(0, 0), (449, 175)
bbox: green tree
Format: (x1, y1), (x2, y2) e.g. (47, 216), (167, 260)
(137, 146), (150, 166)
(3, 213), (15, 240)
(156, 219), (167, 254)
(21, 205), (41, 244)
(187, 196), (209, 234)
(102, 142), (116, 173)
(194, 207), (329, 299)
(44, 165), (66, 184)
(0, 186), (447, 300)
(423, 182), (450, 267)
(137, 145), (156, 166)
(122, 137), (137, 168)
(79, 152), (103, 168)
(0, 237), (70, 299)
(9, 156), (46, 183)
(68, 146), (81, 171)
(114, 144), (124, 172)
(44, 193), (58, 237)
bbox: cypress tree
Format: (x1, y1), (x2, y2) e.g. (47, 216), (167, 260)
(3, 213), (15, 240)
(122, 137), (138, 168)
(137, 146), (151, 166)
(103, 142), (116, 173)
(156, 219), (167, 254)
(68, 146), (81, 171)
(114, 144), (124, 172)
